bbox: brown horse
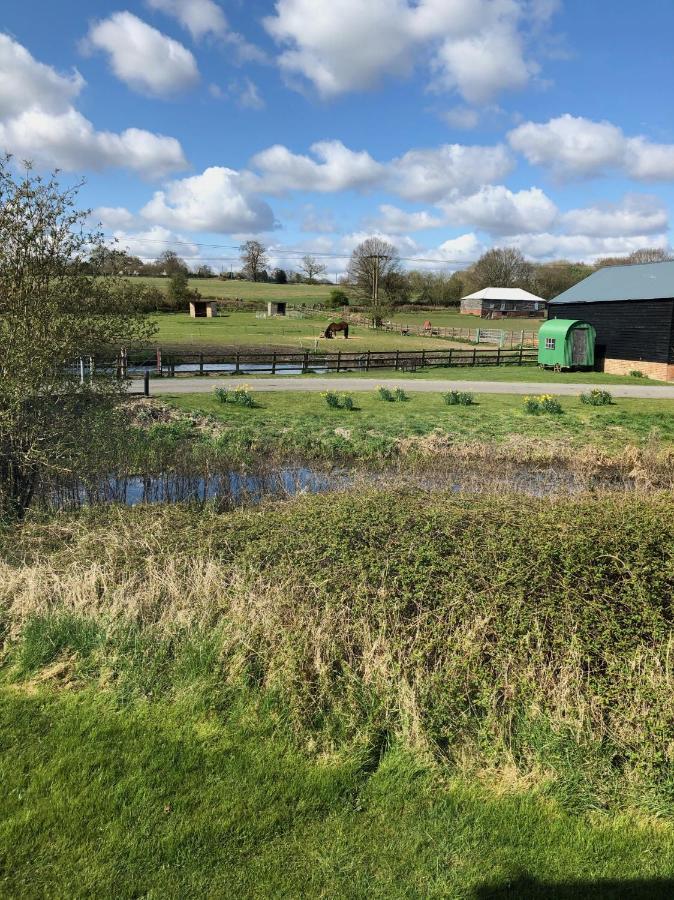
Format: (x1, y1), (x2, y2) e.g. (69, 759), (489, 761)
(324, 321), (349, 339)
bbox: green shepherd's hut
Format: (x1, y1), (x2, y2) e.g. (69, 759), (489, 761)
(538, 319), (595, 371)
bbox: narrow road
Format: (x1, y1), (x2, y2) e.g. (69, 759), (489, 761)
(137, 376), (674, 399)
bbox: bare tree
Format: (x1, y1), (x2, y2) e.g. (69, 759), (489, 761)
(299, 254), (327, 283)
(466, 248), (533, 292)
(597, 248), (673, 267)
(347, 237), (402, 325)
(239, 240), (268, 282)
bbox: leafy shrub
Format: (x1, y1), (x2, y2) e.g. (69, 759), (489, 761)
(213, 385), (255, 407)
(325, 288), (350, 309)
(324, 392), (355, 410)
(524, 394), (563, 415)
(443, 390), (474, 406)
(580, 389), (613, 406)
(378, 386), (408, 402)
(630, 370), (645, 378)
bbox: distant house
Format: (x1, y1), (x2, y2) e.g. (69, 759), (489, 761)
(460, 287), (546, 318)
(549, 260), (674, 381)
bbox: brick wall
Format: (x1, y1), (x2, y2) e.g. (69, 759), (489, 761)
(604, 358), (674, 381)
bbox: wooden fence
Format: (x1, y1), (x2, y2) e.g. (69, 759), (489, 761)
(107, 346), (538, 378)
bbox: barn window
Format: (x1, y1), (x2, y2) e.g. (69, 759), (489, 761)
(545, 338), (556, 350)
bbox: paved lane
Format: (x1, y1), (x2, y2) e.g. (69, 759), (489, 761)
(136, 376), (674, 399)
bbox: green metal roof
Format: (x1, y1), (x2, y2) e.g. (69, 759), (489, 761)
(538, 319), (582, 338)
(550, 260), (674, 304)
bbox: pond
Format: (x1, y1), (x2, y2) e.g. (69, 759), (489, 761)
(35, 462), (642, 511)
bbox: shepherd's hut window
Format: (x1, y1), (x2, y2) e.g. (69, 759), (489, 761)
(545, 338), (556, 350)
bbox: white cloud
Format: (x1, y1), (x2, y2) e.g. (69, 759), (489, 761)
(0, 33), (84, 118)
(413, 232), (485, 269)
(110, 225), (200, 262)
(251, 140), (383, 193)
(503, 231), (671, 263)
(84, 12), (199, 97)
(0, 106), (187, 178)
(560, 195), (668, 237)
(141, 166), (275, 233)
(92, 206), (137, 230)
(234, 78), (265, 110)
(509, 114), (674, 181)
(264, 0), (555, 103)
(440, 185), (558, 234)
(441, 106), (480, 130)
(147, 0), (265, 60)
(146, 0), (227, 40)
(388, 143), (514, 202)
(432, 23), (534, 105)
(368, 204), (445, 233)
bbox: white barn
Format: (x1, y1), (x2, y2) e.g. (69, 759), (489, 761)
(460, 287), (546, 319)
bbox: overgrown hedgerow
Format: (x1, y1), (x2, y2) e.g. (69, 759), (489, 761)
(2, 490), (674, 813)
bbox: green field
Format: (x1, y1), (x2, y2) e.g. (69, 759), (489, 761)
(132, 276), (335, 305)
(384, 308), (544, 333)
(3, 492), (674, 895)
(164, 389), (674, 459)
(148, 311), (481, 351)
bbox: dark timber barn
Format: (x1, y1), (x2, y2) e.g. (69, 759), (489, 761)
(548, 261), (674, 381)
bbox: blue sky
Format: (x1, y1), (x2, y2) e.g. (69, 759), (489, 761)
(3, 0), (674, 274)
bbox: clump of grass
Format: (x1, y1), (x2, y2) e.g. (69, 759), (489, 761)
(580, 388), (614, 406)
(524, 394), (563, 415)
(377, 386), (408, 402)
(324, 392), (355, 410)
(213, 385), (255, 407)
(443, 390), (474, 406)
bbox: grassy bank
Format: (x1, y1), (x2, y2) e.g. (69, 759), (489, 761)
(276, 366), (661, 384)
(162, 389), (674, 461)
(3, 687), (674, 898)
(130, 276), (335, 305)
(3, 490), (674, 893)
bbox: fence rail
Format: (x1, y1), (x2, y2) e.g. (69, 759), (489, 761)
(93, 346), (539, 379)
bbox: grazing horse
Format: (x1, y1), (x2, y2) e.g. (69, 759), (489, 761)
(423, 320), (432, 333)
(324, 321), (349, 339)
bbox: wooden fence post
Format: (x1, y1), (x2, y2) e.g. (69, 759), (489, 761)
(143, 371), (150, 397)
(199, 352), (204, 376)
(271, 352), (276, 375)
(366, 350), (371, 371)
(394, 350), (400, 371)
(421, 349), (426, 368)
(448, 348), (453, 367)
(519, 345), (524, 365)
(336, 351), (341, 373)
(472, 348), (477, 366)
(303, 351), (309, 373)
(496, 348), (501, 366)
(235, 351), (241, 374)
(156, 348), (162, 376)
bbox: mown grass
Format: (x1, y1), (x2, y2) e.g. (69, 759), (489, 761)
(149, 311), (476, 352)
(282, 365), (662, 384)
(130, 275), (335, 304)
(163, 390), (674, 461)
(3, 685), (674, 899)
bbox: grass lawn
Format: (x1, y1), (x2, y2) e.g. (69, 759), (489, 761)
(130, 276), (336, 305)
(165, 389), (674, 454)
(388, 308), (544, 333)
(274, 366), (662, 385)
(148, 311), (480, 352)
(2, 686), (674, 898)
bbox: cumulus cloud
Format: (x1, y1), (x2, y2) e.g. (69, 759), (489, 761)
(413, 233), (485, 268)
(368, 204), (445, 233)
(440, 185), (558, 234)
(147, 0), (265, 60)
(84, 12), (199, 97)
(509, 114), (674, 181)
(146, 0), (228, 40)
(503, 231), (671, 263)
(141, 166), (275, 233)
(0, 33), (83, 118)
(92, 207), (138, 230)
(441, 106), (480, 130)
(560, 195), (668, 237)
(264, 0), (556, 103)
(0, 35), (187, 177)
(388, 143), (514, 202)
(251, 140), (383, 193)
(110, 225), (200, 262)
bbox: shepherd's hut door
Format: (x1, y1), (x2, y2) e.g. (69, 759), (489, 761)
(571, 329), (587, 365)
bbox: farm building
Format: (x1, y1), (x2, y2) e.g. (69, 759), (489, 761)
(548, 261), (674, 381)
(267, 301), (287, 316)
(189, 299), (217, 318)
(460, 287), (546, 318)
